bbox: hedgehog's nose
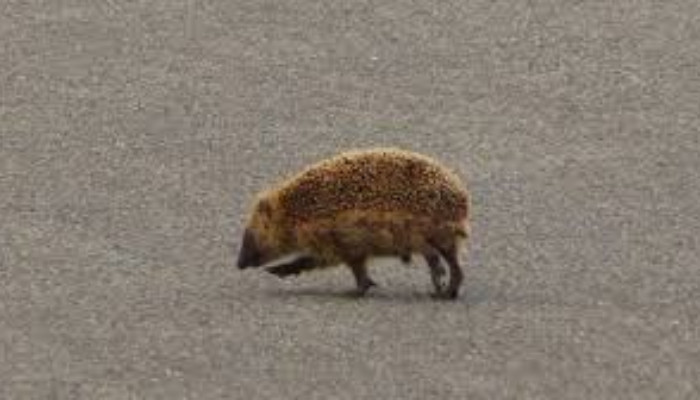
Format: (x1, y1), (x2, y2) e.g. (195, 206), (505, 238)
(237, 247), (258, 269)
(237, 254), (248, 269)
(237, 229), (259, 269)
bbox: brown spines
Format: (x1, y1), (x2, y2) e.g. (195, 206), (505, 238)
(272, 149), (469, 223)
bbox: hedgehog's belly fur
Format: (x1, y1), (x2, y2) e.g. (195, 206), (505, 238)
(294, 210), (465, 267)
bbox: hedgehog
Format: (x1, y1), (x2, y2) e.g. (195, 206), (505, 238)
(236, 148), (471, 299)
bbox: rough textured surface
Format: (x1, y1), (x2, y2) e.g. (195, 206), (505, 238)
(2, 0), (699, 399)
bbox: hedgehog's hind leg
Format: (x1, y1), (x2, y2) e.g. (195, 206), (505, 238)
(345, 258), (377, 296)
(423, 250), (446, 295)
(438, 245), (463, 300)
(427, 240), (463, 300)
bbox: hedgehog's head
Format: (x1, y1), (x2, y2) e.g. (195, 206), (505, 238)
(237, 195), (292, 269)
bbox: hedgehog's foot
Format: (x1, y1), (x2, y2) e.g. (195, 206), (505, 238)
(266, 256), (317, 278)
(345, 281), (377, 298)
(355, 277), (378, 295)
(347, 260), (376, 296)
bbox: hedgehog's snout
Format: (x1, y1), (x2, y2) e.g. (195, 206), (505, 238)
(237, 229), (262, 269)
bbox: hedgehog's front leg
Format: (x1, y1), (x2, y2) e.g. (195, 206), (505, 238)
(266, 255), (318, 278)
(346, 258), (377, 296)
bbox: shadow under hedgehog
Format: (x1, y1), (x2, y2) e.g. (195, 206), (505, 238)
(237, 148), (471, 299)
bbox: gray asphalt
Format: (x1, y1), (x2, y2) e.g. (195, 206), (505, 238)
(2, 1), (700, 399)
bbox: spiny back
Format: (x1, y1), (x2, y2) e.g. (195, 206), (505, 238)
(273, 149), (469, 221)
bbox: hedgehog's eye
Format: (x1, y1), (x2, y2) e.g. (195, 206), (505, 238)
(258, 199), (272, 217)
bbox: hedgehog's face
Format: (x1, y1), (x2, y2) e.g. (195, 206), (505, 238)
(237, 198), (286, 269)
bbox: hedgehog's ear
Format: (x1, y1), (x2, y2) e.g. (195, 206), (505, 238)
(257, 198), (273, 218)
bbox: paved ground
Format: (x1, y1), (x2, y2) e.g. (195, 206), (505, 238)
(2, 1), (700, 399)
